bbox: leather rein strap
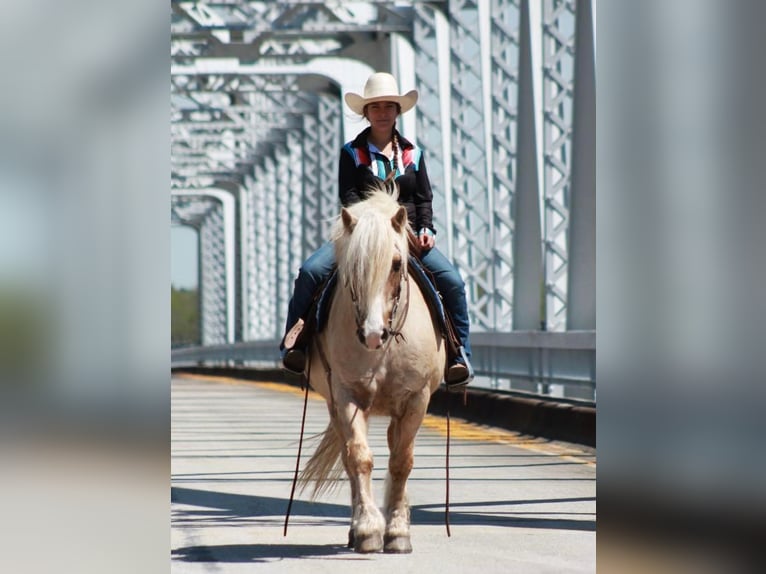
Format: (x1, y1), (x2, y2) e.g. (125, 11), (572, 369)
(283, 366), (310, 536)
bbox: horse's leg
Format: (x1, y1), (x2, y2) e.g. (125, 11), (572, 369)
(383, 402), (426, 553)
(335, 401), (385, 553)
(342, 435), (360, 550)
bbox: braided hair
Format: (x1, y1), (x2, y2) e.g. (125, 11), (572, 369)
(362, 102), (402, 184)
(385, 127), (400, 184)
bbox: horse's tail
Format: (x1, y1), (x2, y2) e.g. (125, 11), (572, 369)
(298, 422), (345, 500)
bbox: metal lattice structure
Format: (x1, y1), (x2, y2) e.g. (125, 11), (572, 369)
(542, 0), (577, 331)
(448, 0), (494, 330)
(171, 0), (595, 397)
(412, 5), (448, 240)
(489, 0), (521, 331)
(199, 204), (228, 344)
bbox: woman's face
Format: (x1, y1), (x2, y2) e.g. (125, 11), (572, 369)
(365, 101), (399, 132)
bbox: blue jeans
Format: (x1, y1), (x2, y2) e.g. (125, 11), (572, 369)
(284, 243), (471, 360)
(283, 241), (336, 344)
(419, 247), (472, 360)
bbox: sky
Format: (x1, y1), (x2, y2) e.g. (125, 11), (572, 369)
(0, 172), (50, 286)
(171, 226), (198, 289)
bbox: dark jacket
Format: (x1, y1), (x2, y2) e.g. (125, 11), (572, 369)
(338, 127), (435, 233)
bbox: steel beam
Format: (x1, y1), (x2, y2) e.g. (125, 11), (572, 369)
(566, 0), (595, 330)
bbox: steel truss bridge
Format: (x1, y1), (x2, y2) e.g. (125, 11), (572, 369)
(171, 0), (595, 402)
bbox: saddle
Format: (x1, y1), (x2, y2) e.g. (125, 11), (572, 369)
(281, 234), (462, 371)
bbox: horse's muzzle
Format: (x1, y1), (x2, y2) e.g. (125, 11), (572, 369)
(356, 327), (389, 349)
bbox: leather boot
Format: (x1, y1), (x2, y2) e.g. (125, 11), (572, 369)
(445, 347), (474, 387)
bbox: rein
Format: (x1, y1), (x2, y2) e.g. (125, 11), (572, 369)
(283, 363), (311, 537)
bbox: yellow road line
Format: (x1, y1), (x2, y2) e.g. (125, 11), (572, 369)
(175, 372), (595, 466)
(420, 415), (595, 466)
(175, 372), (325, 399)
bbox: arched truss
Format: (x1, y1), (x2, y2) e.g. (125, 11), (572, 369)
(171, 0), (594, 344)
(171, 189), (236, 344)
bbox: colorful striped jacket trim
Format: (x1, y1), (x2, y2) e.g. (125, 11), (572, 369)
(342, 133), (423, 180)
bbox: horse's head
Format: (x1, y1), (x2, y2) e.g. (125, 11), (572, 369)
(333, 191), (409, 350)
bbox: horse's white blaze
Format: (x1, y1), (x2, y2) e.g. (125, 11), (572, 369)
(363, 294), (386, 348)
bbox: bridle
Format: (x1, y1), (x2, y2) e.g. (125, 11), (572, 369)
(347, 247), (409, 347)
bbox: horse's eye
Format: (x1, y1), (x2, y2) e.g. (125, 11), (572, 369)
(391, 259), (401, 273)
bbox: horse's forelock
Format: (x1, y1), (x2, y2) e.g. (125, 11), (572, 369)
(333, 192), (409, 311)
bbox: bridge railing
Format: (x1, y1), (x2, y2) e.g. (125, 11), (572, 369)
(172, 330), (595, 404)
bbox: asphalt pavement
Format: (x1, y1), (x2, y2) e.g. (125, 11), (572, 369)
(171, 374), (596, 573)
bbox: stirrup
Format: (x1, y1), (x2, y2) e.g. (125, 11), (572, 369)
(445, 346), (474, 387)
(282, 347), (306, 375)
(281, 318), (307, 375)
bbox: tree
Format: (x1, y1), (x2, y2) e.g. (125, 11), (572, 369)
(171, 286), (199, 347)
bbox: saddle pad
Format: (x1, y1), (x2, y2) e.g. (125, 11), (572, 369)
(405, 255), (449, 335)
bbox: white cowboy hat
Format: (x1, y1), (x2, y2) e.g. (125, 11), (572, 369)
(344, 72), (418, 116)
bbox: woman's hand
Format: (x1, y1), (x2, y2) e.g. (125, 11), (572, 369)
(418, 229), (435, 251)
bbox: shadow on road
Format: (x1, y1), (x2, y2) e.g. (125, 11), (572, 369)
(172, 486), (349, 521)
(171, 543), (361, 563)
(172, 485), (595, 561)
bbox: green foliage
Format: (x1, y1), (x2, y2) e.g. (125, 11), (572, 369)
(171, 286), (200, 347)
(0, 285), (50, 381)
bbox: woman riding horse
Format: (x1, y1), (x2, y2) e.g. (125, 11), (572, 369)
(281, 72), (474, 387)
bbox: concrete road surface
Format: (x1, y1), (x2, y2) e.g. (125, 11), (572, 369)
(171, 374), (596, 573)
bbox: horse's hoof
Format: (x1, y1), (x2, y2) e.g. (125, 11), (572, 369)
(347, 529), (354, 549)
(353, 532), (384, 554)
(384, 535), (412, 554)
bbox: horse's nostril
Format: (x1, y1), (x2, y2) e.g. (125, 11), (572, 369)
(365, 332), (383, 350)
(381, 330), (389, 342)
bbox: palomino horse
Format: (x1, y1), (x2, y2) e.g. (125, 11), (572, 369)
(298, 187), (446, 554)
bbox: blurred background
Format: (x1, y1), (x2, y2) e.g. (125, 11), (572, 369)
(598, 1), (766, 571)
(0, 1), (764, 573)
(0, 1), (168, 573)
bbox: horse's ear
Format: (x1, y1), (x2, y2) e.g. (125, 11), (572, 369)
(341, 207), (357, 233)
(391, 206), (407, 233)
